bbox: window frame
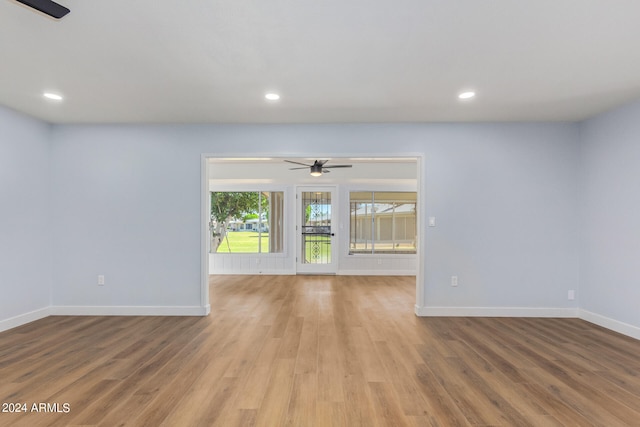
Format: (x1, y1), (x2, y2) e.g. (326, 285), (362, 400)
(209, 186), (289, 257)
(347, 190), (417, 256)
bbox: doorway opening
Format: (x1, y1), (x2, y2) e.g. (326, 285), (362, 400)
(201, 155), (425, 313)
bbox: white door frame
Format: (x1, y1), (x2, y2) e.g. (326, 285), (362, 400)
(295, 185), (338, 274)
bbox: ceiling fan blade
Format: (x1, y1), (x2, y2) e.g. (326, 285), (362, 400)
(284, 160), (312, 167)
(288, 167), (309, 170)
(323, 165), (353, 168)
(15, 0), (70, 19)
(321, 169), (331, 173)
(316, 160), (329, 166)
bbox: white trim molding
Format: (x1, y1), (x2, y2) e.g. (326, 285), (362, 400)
(338, 270), (416, 276)
(579, 309), (640, 340)
(1, 304), (211, 333)
(50, 305), (210, 316)
(415, 306), (579, 318)
(0, 307), (52, 333)
(212, 270), (296, 276)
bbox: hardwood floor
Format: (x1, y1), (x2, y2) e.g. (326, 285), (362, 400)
(1, 275), (640, 426)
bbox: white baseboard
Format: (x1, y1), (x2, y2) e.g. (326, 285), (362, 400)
(50, 305), (210, 316)
(210, 270), (295, 275)
(246, 269), (415, 276)
(415, 305), (579, 318)
(414, 305), (640, 341)
(0, 305), (210, 333)
(579, 309), (640, 340)
(0, 307), (51, 333)
(211, 269), (414, 276)
(5, 306), (637, 343)
(338, 269), (416, 276)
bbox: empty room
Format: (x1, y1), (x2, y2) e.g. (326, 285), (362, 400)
(1, 1), (640, 426)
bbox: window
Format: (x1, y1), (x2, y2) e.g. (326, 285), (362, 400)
(349, 191), (416, 254)
(210, 191), (284, 253)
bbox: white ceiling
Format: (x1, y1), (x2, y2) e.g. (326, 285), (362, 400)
(2, 0), (640, 124)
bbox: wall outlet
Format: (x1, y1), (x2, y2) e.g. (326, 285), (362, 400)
(568, 290), (575, 300)
(98, 275), (105, 286)
(451, 275), (458, 287)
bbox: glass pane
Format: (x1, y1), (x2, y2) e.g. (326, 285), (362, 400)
(350, 200), (374, 254)
(301, 191), (332, 264)
(210, 191), (284, 254)
(349, 191), (416, 254)
(350, 191), (373, 201)
(372, 191), (416, 202)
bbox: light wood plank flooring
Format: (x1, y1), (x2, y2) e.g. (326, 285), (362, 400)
(1, 275), (640, 426)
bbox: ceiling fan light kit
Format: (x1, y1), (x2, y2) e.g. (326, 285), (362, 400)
(15, 0), (70, 19)
(310, 164), (323, 177)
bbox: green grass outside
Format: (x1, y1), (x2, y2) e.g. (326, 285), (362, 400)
(216, 231), (332, 263)
(216, 231), (269, 253)
(303, 237), (331, 263)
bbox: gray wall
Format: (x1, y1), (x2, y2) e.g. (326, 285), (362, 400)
(580, 99), (640, 328)
(49, 123), (580, 313)
(49, 126), (203, 308)
(0, 106), (52, 327)
(424, 124), (580, 310)
(8, 100), (640, 335)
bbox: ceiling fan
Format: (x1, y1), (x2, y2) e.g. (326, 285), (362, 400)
(285, 160), (353, 177)
(14, 0), (70, 19)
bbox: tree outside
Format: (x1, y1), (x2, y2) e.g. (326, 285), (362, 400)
(210, 192), (266, 253)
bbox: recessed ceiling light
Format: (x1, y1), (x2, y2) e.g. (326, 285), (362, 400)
(265, 93), (280, 101)
(458, 91), (476, 100)
(43, 92), (63, 101)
